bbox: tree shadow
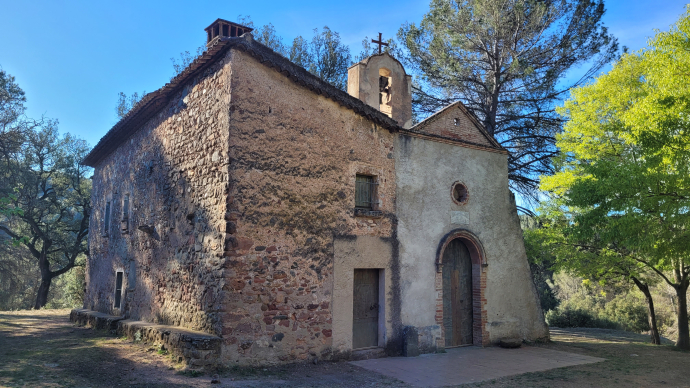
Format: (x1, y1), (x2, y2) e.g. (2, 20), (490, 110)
(0, 310), (211, 387)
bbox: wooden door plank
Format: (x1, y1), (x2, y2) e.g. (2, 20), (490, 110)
(353, 269), (379, 349)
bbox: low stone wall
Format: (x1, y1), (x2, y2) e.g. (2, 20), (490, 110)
(117, 320), (221, 368)
(70, 308), (124, 331)
(69, 309), (221, 368)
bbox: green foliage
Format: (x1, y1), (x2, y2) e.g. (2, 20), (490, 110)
(546, 297), (650, 333)
(0, 243), (38, 310)
(176, 370), (203, 378)
(0, 67), (27, 131)
(522, 217), (559, 312)
(0, 193), (22, 218)
(167, 16), (353, 93)
(170, 47), (205, 78)
(115, 91), (146, 119)
(546, 306), (619, 330)
(303, 27), (351, 91)
(355, 35), (400, 62)
(540, 6), (690, 349)
(604, 294), (650, 333)
(398, 0), (618, 198)
(44, 257), (85, 309)
(529, 261), (560, 313)
(0, 67), (92, 309)
(545, 273), (650, 332)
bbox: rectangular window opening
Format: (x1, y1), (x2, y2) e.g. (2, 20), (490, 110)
(121, 194), (129, 233)
(103, 201), (111, 235)
(114, 271), (123, 309)
(355, 175), (377, 210)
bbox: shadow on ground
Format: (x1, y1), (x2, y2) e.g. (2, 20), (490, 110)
(0, 309), (407, 387)
(1, 310), (688, 387)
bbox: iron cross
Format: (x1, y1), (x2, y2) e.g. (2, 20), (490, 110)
(371, 32), (389, 54)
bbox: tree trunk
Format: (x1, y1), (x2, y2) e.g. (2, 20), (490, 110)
(674, 281), (689, 350)
(34, 276), (52, 309)
(632, 278), (661, 345)
(34, 249), (52, 309)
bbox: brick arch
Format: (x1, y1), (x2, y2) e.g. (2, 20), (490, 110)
(435, 229), (486, 272)
(433, 229), (488, 347)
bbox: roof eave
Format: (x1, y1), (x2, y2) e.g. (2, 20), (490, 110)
(83, 34), (400, 167)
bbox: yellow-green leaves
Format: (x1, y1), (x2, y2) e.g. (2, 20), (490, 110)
(542, 6), (690, 265)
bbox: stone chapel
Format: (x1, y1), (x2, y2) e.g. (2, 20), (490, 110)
(75, 18), (548, 366)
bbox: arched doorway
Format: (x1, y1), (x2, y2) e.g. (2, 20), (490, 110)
(435, 229), (487, 347)
(442, 239), (473, 346)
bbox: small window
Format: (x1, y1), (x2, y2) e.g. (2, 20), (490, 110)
(451, 181), (469, 205)
(454, 118), (459, 126)
(114, 271), (123, 308)
(121, 194), (130, 233)
(355, 175), (376, 209)
(103, 201), (111, 235)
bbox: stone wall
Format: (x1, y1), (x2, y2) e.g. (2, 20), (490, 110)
(86, 53), (233, 336)
(217, 48), (398, 365)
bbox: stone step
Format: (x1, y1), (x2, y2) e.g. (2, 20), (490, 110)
(69, 309), (221, 369)
(351, 347), (387, 361)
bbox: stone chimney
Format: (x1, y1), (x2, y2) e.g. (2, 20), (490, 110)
(347, 53), (413, 128)
(204, 19), (254, 47)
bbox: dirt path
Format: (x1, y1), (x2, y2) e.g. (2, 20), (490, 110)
(0, 310), (406, 387)
(0, 310), (688, 387)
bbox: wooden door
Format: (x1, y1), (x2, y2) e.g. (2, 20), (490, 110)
(353, 269), (379, 349)
(442, 239), (473, 346)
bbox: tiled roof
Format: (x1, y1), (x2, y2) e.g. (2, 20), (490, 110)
(83, 34), (400, 167)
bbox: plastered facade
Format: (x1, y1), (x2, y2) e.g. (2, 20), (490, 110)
(395, 131), (549, 350)
(347, 54), (413, 129)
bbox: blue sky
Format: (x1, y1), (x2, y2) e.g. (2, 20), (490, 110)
(0, 0), (688, 147)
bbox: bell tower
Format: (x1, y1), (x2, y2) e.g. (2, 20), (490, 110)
(347, 52), (413, 128)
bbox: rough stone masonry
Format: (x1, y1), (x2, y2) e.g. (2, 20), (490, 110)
(78, 18), (548, 367)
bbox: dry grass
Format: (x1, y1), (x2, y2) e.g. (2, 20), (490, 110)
(0, 310), (688, 387)
(467, 328), (688, 388)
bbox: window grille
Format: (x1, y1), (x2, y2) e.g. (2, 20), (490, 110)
(355, 175), (379, 209)
(114, 271), (123, 308)
(103, 201), (111, 235)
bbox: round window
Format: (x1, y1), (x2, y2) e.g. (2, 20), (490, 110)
(451, 182), (469, 205)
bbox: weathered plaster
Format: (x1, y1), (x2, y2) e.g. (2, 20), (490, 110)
(347, 53), (413, 128)
(395, 132), (548, 349)
(332, 236), (394, 352)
